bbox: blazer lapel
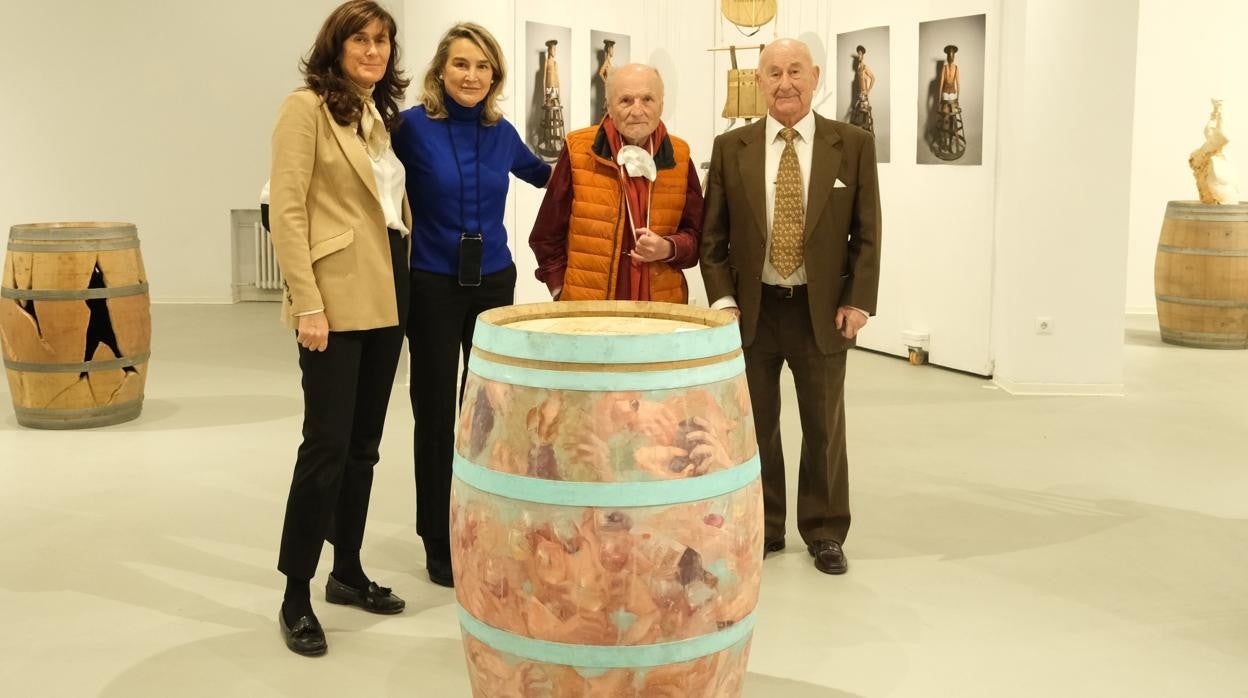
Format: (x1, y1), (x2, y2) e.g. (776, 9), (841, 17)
(805, 116), (843, 240)
(736, 121), (768, 242)
(324, 103), (380, 201)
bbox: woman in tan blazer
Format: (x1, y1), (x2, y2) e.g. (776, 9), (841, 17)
(269, 0), (412, 657)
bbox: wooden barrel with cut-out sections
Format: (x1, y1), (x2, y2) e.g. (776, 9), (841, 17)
(1, 223), (150, 428)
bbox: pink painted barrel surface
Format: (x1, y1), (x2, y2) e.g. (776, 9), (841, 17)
(450, 302), (762, 697)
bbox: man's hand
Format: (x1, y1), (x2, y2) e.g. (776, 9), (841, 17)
(297, 312), (330, 351)
(630, 228), (674, 263)
(835, 306), (868, 339)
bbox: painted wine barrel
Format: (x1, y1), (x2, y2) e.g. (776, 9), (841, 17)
(1154, 201), (1248, 348)
(1, 222), (150, 428)
(452, 301), (762, 697)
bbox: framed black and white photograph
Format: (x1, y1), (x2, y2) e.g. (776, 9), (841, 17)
(916, 13), (986, 165)
(836, 26), (891, 163)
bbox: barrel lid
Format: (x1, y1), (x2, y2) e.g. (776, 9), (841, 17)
(473, 301), (741, 364)
(1164, 200), (1248, 221)
(10, 222), (138, 240)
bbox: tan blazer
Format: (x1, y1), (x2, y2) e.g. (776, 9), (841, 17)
(701, 114), (881, 354)
(270, 89), (412, 332)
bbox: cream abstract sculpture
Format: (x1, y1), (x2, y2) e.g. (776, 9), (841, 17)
(1189, 99), (1240, 204)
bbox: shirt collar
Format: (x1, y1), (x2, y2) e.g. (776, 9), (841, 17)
(766, 110), (816, 145)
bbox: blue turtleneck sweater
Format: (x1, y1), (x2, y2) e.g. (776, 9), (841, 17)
(393, 98), (550, 276)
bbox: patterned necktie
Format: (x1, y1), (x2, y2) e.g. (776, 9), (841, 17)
(770, 127), (804, 278)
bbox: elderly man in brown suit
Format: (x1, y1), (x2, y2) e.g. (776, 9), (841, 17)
(700, 38), (881, 575)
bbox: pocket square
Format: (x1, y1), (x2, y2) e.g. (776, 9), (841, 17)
(833, 178), (849, 188)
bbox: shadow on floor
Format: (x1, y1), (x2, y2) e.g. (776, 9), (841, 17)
(108, 394), (302, 431)
(98, 634), (470, 697)
(96, 629), (859, 698)
(1125, 326), (1167, 347)
(744, 672), (862, 696)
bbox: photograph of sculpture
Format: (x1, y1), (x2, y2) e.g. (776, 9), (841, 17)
(524, 22), (572, 163)
(836, 26), (890, 163)
(590, 30), (630, 126)
(916, 13), (986, 166)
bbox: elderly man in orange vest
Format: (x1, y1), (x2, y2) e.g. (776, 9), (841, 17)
(529, 64), (704, 303)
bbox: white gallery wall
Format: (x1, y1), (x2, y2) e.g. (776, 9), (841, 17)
(990, 0), (1140, 394)
(733, 0), (1003, 376)
(1125, 0), (1248, 314)
(0, 0), (360, 303)
(687, 0), (1140, 390)
(0, 0), (1196, 391)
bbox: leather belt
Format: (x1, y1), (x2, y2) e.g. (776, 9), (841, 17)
(762, 283), (806, 299)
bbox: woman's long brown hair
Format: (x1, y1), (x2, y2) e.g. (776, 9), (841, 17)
(301, 0), (409, 131)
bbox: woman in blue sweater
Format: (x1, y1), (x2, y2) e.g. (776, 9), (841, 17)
(393, 22), (550, 587)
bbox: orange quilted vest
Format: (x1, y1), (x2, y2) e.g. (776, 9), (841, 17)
(561, 126), (691, 303)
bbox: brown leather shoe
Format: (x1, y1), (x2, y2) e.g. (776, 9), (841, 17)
(808, 540), (848, 575)
(763, 538), (785, 557)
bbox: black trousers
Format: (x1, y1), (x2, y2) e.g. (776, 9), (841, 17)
(406, 263), (516, 546)
(277, 230), (408, 582)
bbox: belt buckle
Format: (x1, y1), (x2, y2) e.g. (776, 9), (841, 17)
(777, 284), (794, 299)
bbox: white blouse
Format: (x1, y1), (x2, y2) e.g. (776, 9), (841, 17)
(370, 142), (408, 235)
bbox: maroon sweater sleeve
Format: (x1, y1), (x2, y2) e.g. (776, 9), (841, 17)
(664, 159), (705, 269)
(528, 149), (573, 294)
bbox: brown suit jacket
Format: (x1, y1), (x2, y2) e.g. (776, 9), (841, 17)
(270, 89), (412, 332)
(700, 114), (881, 354)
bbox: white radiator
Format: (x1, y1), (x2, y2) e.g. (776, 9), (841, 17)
(253, 222), (285, 291)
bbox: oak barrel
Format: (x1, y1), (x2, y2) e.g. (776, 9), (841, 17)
(1155, 201), (1248, 349)
(452, 301), (761, 697)
(1, 222), (151, 428)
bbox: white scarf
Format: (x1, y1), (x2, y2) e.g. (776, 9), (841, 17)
(352, 83), (388, 159)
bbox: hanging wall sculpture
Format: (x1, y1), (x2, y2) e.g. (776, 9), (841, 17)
(713, 1), (776, 132)
(721, 45), (767, 122)
(720, 0), (777, 36)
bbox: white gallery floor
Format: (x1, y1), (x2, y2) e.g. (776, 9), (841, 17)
(0, 303), (1245, 697)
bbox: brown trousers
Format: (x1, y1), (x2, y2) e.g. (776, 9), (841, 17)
(744, 289), (851, 546)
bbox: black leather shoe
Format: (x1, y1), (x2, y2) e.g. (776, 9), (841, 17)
(279, 610), (327, 656)
(808, 540), (848, 575)
(427, 558), (454, 588)
(763, 538), (785, 557)
(325, 574), (406, 614)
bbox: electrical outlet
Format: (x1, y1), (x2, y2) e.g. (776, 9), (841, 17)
(1035, 316), (1053, 335)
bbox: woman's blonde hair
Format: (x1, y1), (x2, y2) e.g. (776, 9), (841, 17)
(421, 22), (506, 125)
